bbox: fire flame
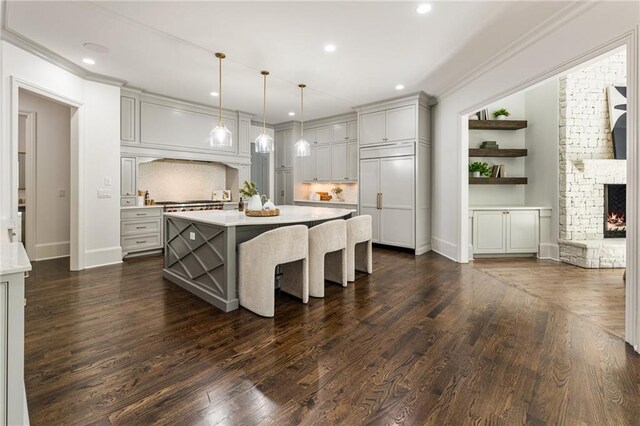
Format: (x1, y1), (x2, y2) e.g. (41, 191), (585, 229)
(607, 211), (626, 227)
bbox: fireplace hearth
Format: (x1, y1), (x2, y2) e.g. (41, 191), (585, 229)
(604, 184), (626, 238)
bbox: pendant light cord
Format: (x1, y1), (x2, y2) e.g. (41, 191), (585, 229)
(218, 55), (223, 125)
(263, 73), (267, 132)
(300, 85), (304, 137)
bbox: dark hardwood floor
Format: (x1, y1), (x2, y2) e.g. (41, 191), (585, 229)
(24, 248), (640, 425)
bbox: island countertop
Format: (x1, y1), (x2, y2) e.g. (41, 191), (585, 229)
(0, 242), (32, 275)
(163, 205), (356, 227)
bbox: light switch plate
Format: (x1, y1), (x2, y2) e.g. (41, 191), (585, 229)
(104, 176), (112, 186)
(189, 232), (196, 241)
(58, 190), (66, 197)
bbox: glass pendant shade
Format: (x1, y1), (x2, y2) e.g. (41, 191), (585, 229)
(255, 132), (274, 153)
(210, 124), (232, 147)
(295, 138), (311, 157)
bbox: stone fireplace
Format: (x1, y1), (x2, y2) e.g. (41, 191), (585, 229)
(558, 50), (626, 268)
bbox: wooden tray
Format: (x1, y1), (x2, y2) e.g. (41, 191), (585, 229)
(245, 208), (280, 217)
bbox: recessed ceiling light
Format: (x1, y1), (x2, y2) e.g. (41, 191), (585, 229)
(416, 3), (432, 14)
(395, 84), (405, 90)
(211, 91), (219, 97)
(288, 112), (295, 116)
(83, 42), (110, 54)
(324, 44), (336, 53)
(82, 58), (96, 65)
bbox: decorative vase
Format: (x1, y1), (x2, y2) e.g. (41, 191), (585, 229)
(247, 194), (263, 211)
(471, 171), (481, 178)
(263, 199), (276, 210)
(496, 115), (507, 120)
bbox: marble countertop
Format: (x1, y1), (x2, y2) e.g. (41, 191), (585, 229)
(0, 242), (32, 275)
(121, 205), (164, 210)
(164, 205), (356, 227)
(294, 199), (358, 205)
(469, 205), (552, 210)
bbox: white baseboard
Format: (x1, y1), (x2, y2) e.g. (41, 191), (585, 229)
(415, 243), (432, 255)
(84, 246), (123, 269)
(431, 237), (460, 262)
(35, 241), (70, 260)
(538, 243), (560, 261)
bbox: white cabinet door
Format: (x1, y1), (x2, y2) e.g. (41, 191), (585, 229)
(239, 118), (251, 156)
(359, 158), (381, 243)
(120, 96), (135, 142)
(315, 125), (331, 145)
(332, 122), (347, 142)
(506, 210), (539, 253)
(275, 130), (292, 169)
(284, 170), (293, 205)
(304, 127), (317, 145)
(315, 145), (332, 181)
(331, 142), (348, 181)
(302, 147), (316, 182)
(380, 156), (414, 248)
(347, 141), (358, 181)
(347, 120), (358, 141)
(275, 131), (286, 169)
(120, 157), (136, 196)
(473, 211), (506, 254)
(385, 105), (416, 143)
(359, 111), (385, 145)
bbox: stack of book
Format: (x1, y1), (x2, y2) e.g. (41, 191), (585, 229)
(480, 141), (499, 149)
(491, 164), (506, 177)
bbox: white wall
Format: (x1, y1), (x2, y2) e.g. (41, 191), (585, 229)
(429, 2), (639, 262)
(1, 41), (121, 268)
(524, 79), (560, 256)
(19, 90), (71, 260)
(469, 92), (526, 206)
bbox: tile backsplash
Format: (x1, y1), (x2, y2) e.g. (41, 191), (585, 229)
(303, 182), (358, 202)
(138, 159), (227, 202)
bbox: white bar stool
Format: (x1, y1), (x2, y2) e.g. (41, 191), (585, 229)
(308, 219), (347, 298)
(346, 215), (373, 282)
(238, 225), (309, 317)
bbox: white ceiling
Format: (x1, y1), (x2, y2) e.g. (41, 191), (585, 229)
(4, 1), (571, 123)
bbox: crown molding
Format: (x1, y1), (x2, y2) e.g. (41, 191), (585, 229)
(0, 26), (127, 87)
(436, 1), (596, 100)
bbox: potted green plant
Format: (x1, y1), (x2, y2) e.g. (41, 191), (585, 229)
(493, 108), (510, 120)
(469, 161), (491, 178)
(239, 181), (262, 210)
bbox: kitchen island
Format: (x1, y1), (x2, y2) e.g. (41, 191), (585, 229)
(162, 205), (355, 312)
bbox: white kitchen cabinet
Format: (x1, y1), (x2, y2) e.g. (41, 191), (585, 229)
(121, 156), (136, 197)
(332, 120), (358, 142)
(238, 117), (252, 157)
(275, 129), (293, 169)
(331, 141), (358, 182)
(359, 158), (381, 243)
(121, 207), (164, 257)
(275, 170), (293, 205)
(359, 105), (416, 146)
(302, 145), (330, 182)
(121, 96), (136, 142)
(472, 209), (539, 255)
(306, 125), (330, 145)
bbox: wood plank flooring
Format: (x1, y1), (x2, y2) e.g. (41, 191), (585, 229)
(24, 248), (640, 425)
(472, 258), (625, 338)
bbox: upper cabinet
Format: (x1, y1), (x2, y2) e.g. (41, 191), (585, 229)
(331, 120), (357, 142)
(275, 129), (293, 169)
(331, 141), (358, 182)
(120, 157), (136, 197)
(359, 105), (416, 146)
(305, 125), (330, 145)
(120, 96), (136, 142)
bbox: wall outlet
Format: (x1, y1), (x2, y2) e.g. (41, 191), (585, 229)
(58, 190), (66, 197)
(97, 189), (112, 199)
(189, 232), (196, 241)
(104, 176), (112, 186)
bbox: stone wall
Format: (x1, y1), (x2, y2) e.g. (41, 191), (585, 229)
(558, 50), (626, 267)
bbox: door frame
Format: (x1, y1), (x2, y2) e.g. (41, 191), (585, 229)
(18, 111), (36, 258)
(10, 77), (85, 270)
(457, 29), (639, 350)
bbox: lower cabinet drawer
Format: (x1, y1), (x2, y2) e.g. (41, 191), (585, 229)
(121, 233), (161, 252)
(121, 197), (137, 207)
(121, 218), (161, 236)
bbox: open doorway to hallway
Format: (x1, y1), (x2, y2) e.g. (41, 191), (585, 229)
(18, 89), (72, 267)
(467, 47), (627, 337)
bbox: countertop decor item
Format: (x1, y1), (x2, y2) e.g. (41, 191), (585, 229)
(294, 83), (311, 157)
(239, 181), (262, 211)
(493, 108), (510, 120)
(331, 186), (344, 201)
(210, 52), (232, 147)
(245, 208), (280, 217)
(255, 70), (274, 153)
(469, 161), (491, 178)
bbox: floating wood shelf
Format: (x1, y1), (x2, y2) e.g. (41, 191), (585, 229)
(469, 177), (528, 185)
(469, 120), (528, 130)
(469, 149), (528, 157)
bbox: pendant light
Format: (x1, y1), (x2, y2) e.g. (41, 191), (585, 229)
(294, 83), (311, 157)
(210, 52), (233, 148)
(255, 70), (274, 153)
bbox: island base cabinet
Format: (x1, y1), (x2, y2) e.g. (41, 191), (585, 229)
(472, 210), (539, 255)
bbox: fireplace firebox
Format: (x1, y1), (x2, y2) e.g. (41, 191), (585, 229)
(604, 184), (626, 238)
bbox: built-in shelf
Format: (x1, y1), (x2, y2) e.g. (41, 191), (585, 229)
(469, 149), (528, 157)
(469, 177), (528, 185)
(469, 120), (528, 130)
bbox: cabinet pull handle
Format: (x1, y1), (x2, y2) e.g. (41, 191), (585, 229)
(136, 240), (147, 244)
(136, 226), (146, 229)
(379, 193), (383, 209)
(136, 213), (146, 216)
